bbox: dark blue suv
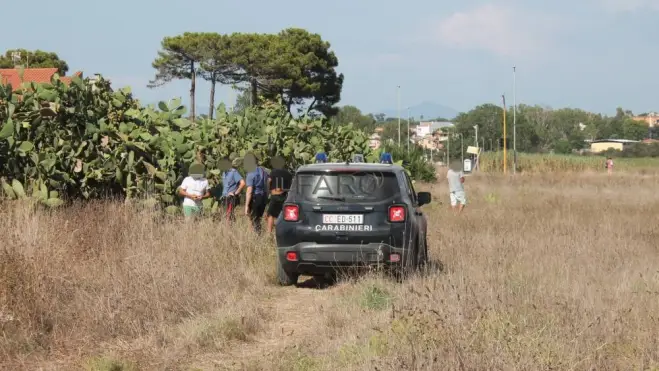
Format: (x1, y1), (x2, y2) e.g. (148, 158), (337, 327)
(275, 162), (431, 286)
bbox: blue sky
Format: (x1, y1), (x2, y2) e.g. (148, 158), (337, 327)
(3, 0), (658, 117)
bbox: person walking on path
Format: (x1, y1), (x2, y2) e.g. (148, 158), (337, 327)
(606, 157), (614, 176)
(179, 163), (211, 221)
(244, 159), (269, 234)
(221, 158), (245, 222)
(447, 160), (467, 213)
(266, 156), (293, 234)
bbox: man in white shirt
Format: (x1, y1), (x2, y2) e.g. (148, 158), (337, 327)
(446, 161), (466, 213)
(179, 163), (211, 220)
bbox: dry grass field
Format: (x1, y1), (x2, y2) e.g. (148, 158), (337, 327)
(1, 172), (659, 370)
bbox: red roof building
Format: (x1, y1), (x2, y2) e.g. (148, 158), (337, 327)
(0, 68), (82, 91)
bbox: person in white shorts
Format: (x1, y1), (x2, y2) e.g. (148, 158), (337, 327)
(446, 161), (466, 212)
(179, 163), (211, 220)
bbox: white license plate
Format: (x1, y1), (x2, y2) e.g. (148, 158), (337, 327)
(322, 214), (363, 224)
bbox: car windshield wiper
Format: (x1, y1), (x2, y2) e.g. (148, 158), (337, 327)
(316, 196), (346, 202)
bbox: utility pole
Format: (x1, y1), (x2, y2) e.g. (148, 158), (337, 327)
(397, 86), (401, 147)
(407, 107), (411, 155)
(447, 128), (450, 167)
(473, 125), (479, 171)
(513, 66), (517, 174)
(460, 133), (464, 165)
(229, 88), (234, 112)
(473, 125), (478, 148)
(502, 94), (507, 174)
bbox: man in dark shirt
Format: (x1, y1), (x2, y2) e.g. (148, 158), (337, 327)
(244, 160), (269, 234)
(266, 156), (293, 234)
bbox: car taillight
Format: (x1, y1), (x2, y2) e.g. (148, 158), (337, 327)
(388, 205), (406, 222)
(283, 204), (299, 222)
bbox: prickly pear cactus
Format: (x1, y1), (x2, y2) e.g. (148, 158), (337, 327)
(0, 73), (375, 209)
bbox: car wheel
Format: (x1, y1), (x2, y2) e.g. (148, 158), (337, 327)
(417, 237), (428, 269)
(276, 254), (299, 286)
(401, 241), (419, 278)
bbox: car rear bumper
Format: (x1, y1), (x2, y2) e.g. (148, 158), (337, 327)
(277, 243), (408, 275)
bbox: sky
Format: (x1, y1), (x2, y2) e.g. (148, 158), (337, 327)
(3, 0), (658, 117)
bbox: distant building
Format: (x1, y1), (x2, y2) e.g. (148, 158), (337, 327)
(417, 135), (440, 150)
(414, 121), (454, 137)
(590, 139), (639, 153)
(0, 67), (83, 91)
(412, 121), (453, 150)
(632, 112), (659, 127)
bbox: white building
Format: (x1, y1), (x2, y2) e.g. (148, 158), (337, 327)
(414, 121), (454, 137)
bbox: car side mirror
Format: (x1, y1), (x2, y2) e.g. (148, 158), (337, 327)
(417, 192), (431, 206)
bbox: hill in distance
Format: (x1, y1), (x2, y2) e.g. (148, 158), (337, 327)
(376, 101), (458, 121)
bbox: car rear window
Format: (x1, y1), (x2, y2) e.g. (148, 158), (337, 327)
(291, 170), (400, 202)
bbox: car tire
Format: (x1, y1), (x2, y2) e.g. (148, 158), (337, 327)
(398, 240), (418, 279)
(276, 254), (298, 286)
(417, 237), (428, 269)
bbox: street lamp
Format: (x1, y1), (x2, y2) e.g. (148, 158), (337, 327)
(472, 125), (478, 171)
(513, 66), (517, 174)
(473, 125), (478, 148)
(502, 94), (507, 174)
(397, 86), (401, 147)
(446, 127), (450, 167)
(460, 133), (464, 165)
(407, 107), (411, 155)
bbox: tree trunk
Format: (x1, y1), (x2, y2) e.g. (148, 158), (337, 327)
(250, 78), (258, 106)
(209, 77), (216, 120)
(190, 60), (196, 123)
(286, 96), (294, 114)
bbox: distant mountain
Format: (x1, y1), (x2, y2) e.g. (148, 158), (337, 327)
(375, 101), (458, 121)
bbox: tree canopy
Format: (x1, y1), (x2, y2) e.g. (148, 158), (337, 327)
(0, 49), (69, 75)
(149, 29), (343, 119)
(451, 104), (650, 154)
(148, 32), (208, 121)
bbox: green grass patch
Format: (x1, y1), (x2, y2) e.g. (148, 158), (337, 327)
(85, 356), (138, 371)
(360, 284), (392, 311)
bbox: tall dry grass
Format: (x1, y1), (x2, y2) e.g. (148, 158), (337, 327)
(479, 151), (659, 174)
(0, 203), (275, 370)
(2, 172), (659, 370)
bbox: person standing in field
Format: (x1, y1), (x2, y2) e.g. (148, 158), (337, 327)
(244, 158), (269, 234)
(447, 160), (467, 213)
(221, 158), (245, 222)
(606, 157), (614, 175)
(266, 156), (293, 234)
(179, 163), (211, 220)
